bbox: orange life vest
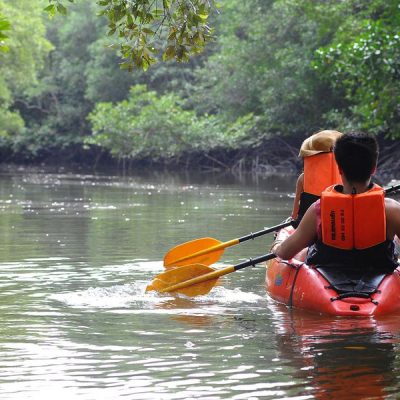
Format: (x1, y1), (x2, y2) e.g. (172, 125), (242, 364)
(320, 184), (386, 250)
(303, 152), (342, 196)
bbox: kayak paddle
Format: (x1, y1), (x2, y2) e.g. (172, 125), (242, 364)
(149, 183), (400, 296)
(163, 220), (292, 268)
(147, 252), (277, 296)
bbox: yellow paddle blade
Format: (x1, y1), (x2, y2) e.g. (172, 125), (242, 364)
(164, 237), (226, 268)
(146, 264), (221, 296)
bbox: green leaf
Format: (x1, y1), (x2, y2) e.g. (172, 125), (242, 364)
(127, 13), (134, 26)
(142, 28), (155, 35)
(153, 9), (165, 17)
(163, 45), (176, 61)
(44, 4), (56, 17)
(142, 58), (150, 71)
(168, 28), (177, 40)
(0, 20), (11, 31)
(57, 4), (68, 16)
(44, 4), (56, 12)
(147, 46), (158, 54)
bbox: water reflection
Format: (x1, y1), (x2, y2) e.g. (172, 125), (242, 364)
(270, 304), (400, 398)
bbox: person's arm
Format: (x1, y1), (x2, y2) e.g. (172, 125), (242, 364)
(386, 198), (400, 239)
(291, 173), (304, 219)
(274, 202), (318, 260)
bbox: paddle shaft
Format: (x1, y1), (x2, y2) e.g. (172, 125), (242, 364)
(167, 220), (292, 266)
(385, 183), (400, 195)
(237, 220), (293, 242)
(160, 252), (277, 293)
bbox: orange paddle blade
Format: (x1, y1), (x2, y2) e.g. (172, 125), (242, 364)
(164, 237), (239, 268)
(146, 264), (220, 296)
(164, 237), (222, 268)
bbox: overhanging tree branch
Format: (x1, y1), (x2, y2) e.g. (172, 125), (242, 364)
(45, 0), (217, 70)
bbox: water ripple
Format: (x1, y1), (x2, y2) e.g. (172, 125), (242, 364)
(1, 169), (399, 399)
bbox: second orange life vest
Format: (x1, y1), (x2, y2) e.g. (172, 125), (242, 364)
(303, 152), (342, 196)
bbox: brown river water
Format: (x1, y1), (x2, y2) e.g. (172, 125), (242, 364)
(0, 166), (399, 399)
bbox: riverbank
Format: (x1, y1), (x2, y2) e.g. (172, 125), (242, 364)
(2, 136), (400, 181)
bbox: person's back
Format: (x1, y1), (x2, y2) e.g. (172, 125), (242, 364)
(276, 132), (400, 274)
(306, 183), (398, 273)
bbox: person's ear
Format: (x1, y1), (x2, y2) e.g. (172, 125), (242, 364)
(371, 165), (377, 175)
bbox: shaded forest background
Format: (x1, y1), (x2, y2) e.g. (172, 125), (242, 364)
(0, 0), (399, 175)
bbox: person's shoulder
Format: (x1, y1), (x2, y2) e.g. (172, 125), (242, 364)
(385, 197), (400, 209)
(385, 197), (400, 218)
(385, 198), (400, 238)
(297, 173), (304, 183)
(295, 172), (304, 192)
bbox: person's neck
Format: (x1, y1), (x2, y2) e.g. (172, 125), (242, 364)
(342, 179), (372, 195)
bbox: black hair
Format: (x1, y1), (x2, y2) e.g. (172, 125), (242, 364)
(334, 131), (378, 183)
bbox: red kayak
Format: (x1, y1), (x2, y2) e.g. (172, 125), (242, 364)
(265, 226), (400, 316)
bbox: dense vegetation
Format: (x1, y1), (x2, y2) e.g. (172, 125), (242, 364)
(0, 0), (399, 171)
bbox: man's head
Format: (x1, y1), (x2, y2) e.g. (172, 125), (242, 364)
(334, 131), (378, 183)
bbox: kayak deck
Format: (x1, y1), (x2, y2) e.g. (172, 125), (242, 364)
(265, 227), (400, 316)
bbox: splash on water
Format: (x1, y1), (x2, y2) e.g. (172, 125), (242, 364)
(198, 286), (263, 304)
(51, 279), (265, 313)
(50, 281), (153, 309)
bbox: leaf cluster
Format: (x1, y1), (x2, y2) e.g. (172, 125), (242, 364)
(0, 15), (10, 52)
(312, 0), (400, 136)
(46, 0), (217, 70)
(86, 84), (255, 161)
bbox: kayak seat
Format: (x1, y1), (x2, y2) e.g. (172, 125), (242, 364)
(316, 267), (386, 296)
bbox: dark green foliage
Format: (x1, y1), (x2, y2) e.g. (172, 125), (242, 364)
(0, 0), (53, 155)
(312, 0), (400, 137)
(0, 0), (399, 166)
(188, 0), (342, 140)
(86, 85), (255, 161)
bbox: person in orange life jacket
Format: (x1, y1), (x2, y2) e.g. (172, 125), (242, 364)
(275, 132), (400, 273)
(291, 130), (343, 227)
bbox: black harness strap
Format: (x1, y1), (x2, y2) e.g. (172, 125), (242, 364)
(284, 262), (303, 308)
(316, 266), (386, 304)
